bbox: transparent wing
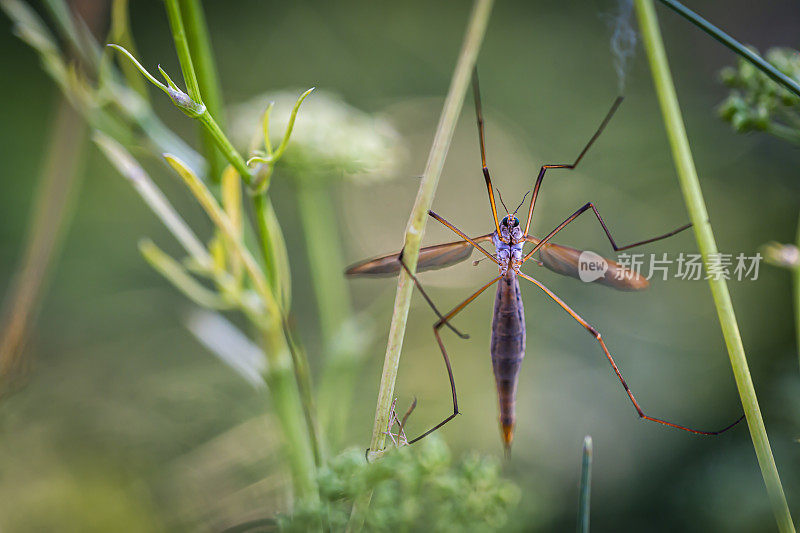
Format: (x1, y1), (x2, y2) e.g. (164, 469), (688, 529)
(346, 235), (493, 278)
(526, 236), (649, 291)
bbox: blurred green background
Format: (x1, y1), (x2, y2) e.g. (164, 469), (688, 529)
(1, 1), (799, 531)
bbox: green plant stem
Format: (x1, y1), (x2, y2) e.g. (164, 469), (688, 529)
(367, 0), (494, 460)
(347, 0), (494, 530)
(253, 192), (324, 468)
(296, 181), (362, 449)
(282, 316), (325, 465)
(253, 193), (283, 300)
(4, 0), (202, 172)
(167, 155), (275, 311)
(163, 0), (251, 182)
(261, 321), (320, 503)
(577, 436), (592, 533)
(296, 183), (352, 341)
(635, 2), (795, 532)
(167, 154), (319, 503)
(162, 0), (321, 478)
(163, 0), (201, 102)
(176, 0), (226, 180)
(656, 0), (800, 98)
(108, 43), (246, 180)
(795, 211), (800, 372)
(177, 0), (221, 116)
(197, 107), (252, 181)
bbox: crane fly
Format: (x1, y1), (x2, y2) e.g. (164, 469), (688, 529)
(346, 68), (745, 453)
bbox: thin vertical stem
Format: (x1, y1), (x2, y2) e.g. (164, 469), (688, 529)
(296, 181), (362, 449)
(253, 194), (285, 306)
(296, 182), (352, 345)
(635, 2), (794, 532)
(347, 0), (494, 530)
(261, 322), (319, 503)
(196, 104), (252, 182)
(163, 0), (201, 102)
(795, 211), (800, 372)
(577, 436), (592, 533)
(163, 0), (251, 182)
(367, 0), (494, 461)
(253, 192), (324, 467)
(167, 154), (319, 503)
(176, 0), (226, 179)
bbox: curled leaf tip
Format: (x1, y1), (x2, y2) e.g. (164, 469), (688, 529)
(107, 44), (204, 117)
(231, 90), (403, 183)
(157, 64), (179, 90)
(246, 156), (272, 166)
(108, 43), (169, 94)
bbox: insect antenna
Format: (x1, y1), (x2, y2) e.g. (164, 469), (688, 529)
(512, 191), (531, 217)
(496, 187), (511, 214)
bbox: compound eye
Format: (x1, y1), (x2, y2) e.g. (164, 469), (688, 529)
(501, 216), (509, 226)
(511, 217), (519, 227)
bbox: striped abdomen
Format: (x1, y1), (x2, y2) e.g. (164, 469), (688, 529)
(490, 270), (526, 452)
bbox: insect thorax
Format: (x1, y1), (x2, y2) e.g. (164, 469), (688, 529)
(493, 220), (523, 273)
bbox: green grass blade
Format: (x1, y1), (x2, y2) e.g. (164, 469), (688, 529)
(163, 0), (201, 102)
(635, 2), (795, 531)
(795, 213), (800, 372)
(94, 133), (211, 267)
(176, 0), (226, 179)
(577, 436), (592, 533)
(366, 0), (495, 463)
(347, 0), (495, 530)
(139, 239), (231, 310)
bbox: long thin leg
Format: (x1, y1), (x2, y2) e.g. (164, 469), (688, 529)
(397, 248), (469, 339)
(408, 274), (503, 444)
(473, 68), (502, 237)
(522, 201), (691, 264)
(523, 97), (623, 237)
(428, 210), (498, 264)
(517, 271), (745, 435)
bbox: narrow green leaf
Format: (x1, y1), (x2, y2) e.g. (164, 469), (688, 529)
(221, 165), (244, 284)
(139, 239), (231, 310)
(107, 43), (169, 94)
(93, 132), (211, 268)
(163, 153), (277, 317)
(273, 87), (315, 160)
(657, 0), (800, 98)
